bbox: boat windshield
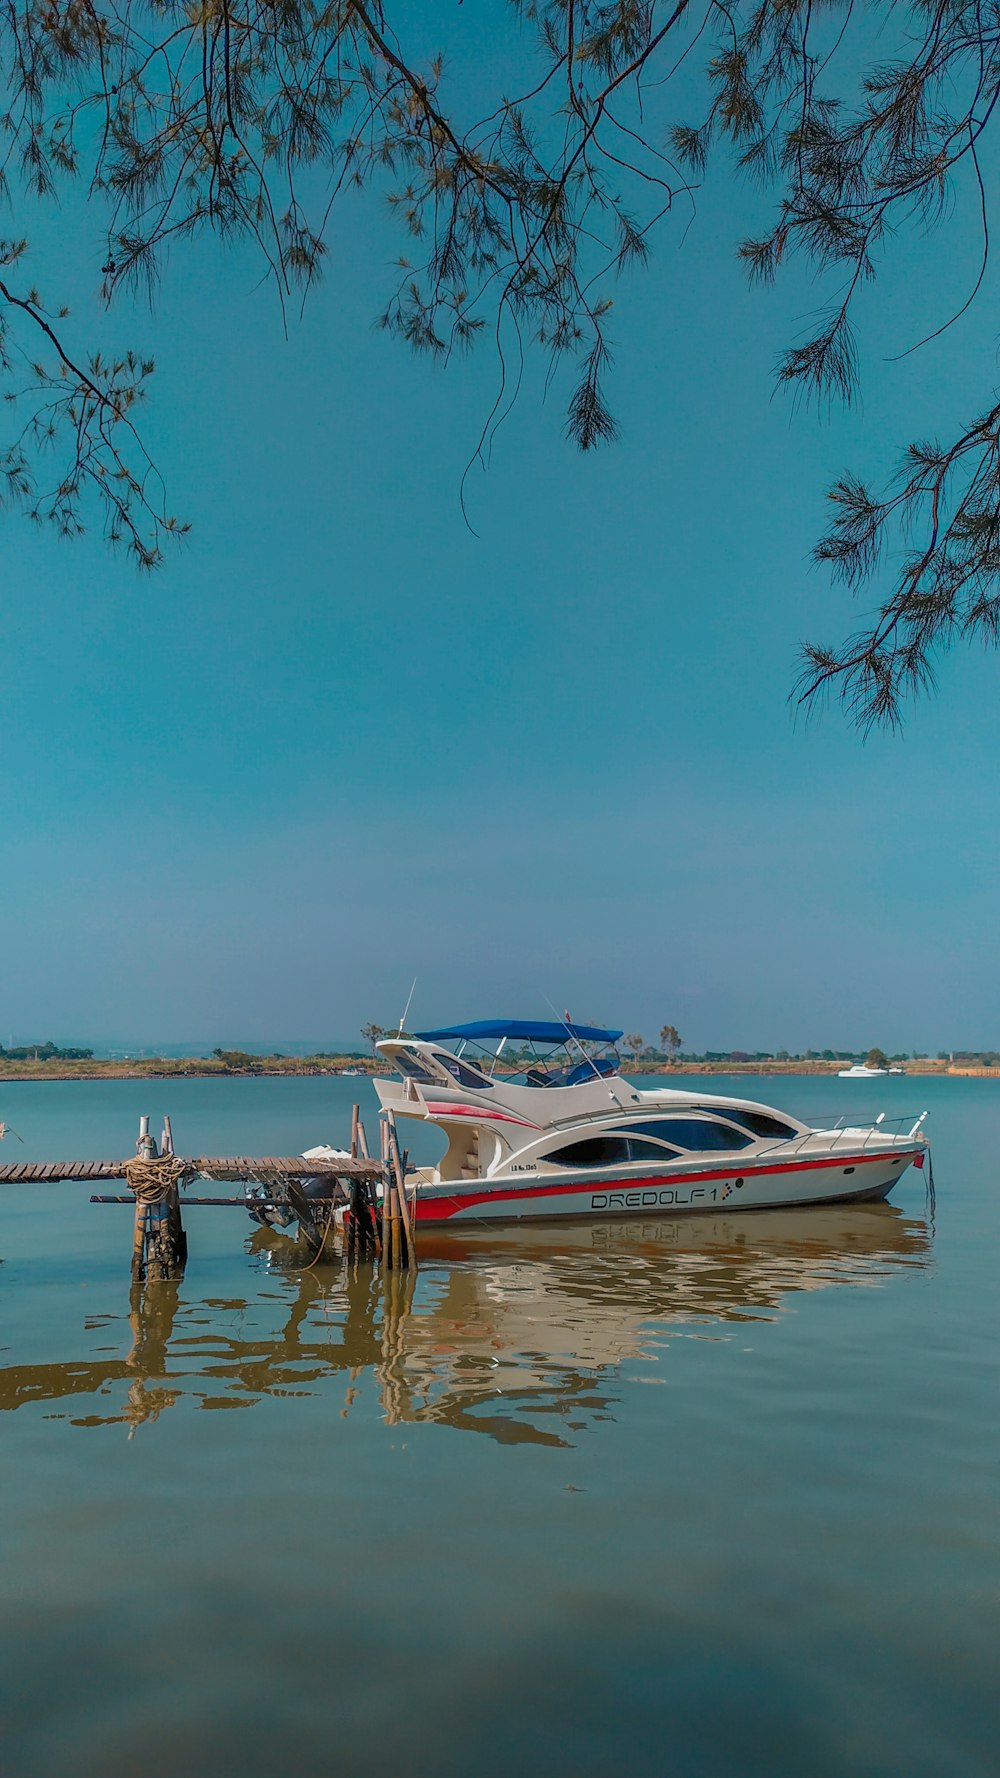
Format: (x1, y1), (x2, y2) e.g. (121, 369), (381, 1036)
(444, 1035), (622, 1088)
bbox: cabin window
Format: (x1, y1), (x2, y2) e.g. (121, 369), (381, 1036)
(548, 1136), (631, 1167)
(696, 1107), (798, 1140)
(546, 1135), (680, 1168)
(394, 1052), (441, 1085)
(437, 1054), (494, 1090)
(620, 1118), (754, 1151)
(626, 1138), (682, 1162)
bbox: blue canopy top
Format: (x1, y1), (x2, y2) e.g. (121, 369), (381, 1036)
(412, 1019), (623, 1045)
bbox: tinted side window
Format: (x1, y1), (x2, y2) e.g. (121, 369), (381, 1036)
(621, 1118), (753, 1151)
(548, 1136), (633, 1167)
(698, 1107), (797, 1140)
(438, 1055), (493, 1090)
(627, 1138), (680, 1162)
(547, 1135), (680, 1168)
(395, 1053), (441, 1085)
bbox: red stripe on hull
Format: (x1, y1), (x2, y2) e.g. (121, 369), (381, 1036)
(411, 1148), (920, 1223)
(422, 1102), (541, 1129)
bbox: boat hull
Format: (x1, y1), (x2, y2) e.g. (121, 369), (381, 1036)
(408, 1146), (921, 1227)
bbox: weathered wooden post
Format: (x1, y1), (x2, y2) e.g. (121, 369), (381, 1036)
(126, 1114), (188, 1285)
(390, 1176), (402, 1270)
(158, 1114), (187, 1273)
(346, 1103), (362, 1265)
(347, 1174), (378, 1263)
(379, 1119), (394, 1269)
(130, 1116), (155, 1283)
(387, 1110), (416, 1271)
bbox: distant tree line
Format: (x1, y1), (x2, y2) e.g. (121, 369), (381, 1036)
(670, 1047), (911, 1065)
(210, 1048), (368, 1070)
(0, 1041), (93, 1061)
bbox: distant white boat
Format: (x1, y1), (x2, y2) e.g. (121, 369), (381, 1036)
(838, 1063), (888, 1078)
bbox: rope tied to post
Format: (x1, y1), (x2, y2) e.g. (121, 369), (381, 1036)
(125, 1154), (189, 1204)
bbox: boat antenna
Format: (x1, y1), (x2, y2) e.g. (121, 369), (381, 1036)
(541, 991), (615, 1090)
(398, 977), (417, 1036)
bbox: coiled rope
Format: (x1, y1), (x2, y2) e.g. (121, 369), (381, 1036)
(125, 1154), (189, 1204)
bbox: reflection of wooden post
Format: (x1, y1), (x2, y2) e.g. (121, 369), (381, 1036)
(380, 1266), (416, 1422)
(125, 1278), (182, 1434)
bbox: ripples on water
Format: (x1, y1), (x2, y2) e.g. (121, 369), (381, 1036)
(0, 1075), (997, 1778)
(1, 1205), (932, 1440)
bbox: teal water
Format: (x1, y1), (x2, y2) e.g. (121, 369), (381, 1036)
(0, 1074), (997, 1777)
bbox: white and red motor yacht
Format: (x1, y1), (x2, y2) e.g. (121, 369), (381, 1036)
(372, 1020), (928, 1227)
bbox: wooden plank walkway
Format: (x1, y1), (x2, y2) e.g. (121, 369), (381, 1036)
(0, 1156), (382, 1185)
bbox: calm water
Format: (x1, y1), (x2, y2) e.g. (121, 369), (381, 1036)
(1, 1073), (997, 1778)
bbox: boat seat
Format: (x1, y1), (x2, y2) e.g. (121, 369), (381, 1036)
(565, 1057), (616, 1086)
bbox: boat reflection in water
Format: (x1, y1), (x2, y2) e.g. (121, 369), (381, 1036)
(0, 1203), (932, 1442)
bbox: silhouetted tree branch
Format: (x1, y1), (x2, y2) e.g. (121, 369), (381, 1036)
(1, 0), (999, 714)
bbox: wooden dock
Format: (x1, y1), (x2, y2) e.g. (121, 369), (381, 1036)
(0, 1156), (381, 1185)
(0, 1106), (414, 1279)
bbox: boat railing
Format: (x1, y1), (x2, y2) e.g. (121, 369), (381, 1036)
(781, 1110), (929, 1155)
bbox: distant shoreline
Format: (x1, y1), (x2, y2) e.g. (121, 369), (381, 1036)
(0, 1057), (997, 1084)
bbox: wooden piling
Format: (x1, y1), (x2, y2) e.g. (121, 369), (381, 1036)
(127, 1114), (188, 1285)
(379, 1120), (393, 1266)
(387, 1111), (416, 1271)
(131, 1195), (148, 1285)
(131, 1117), (155, 1285)
(366, 1173), (383, 1261)
(161, 1114), (187, 1270)
(346, 1172), (378, 1265)
(346, 1182), (356, 1263)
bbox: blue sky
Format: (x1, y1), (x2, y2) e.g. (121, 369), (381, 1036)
(1, 5), (997, 1053)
